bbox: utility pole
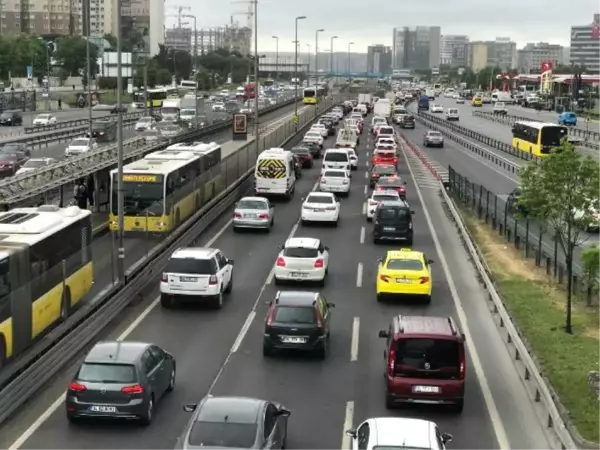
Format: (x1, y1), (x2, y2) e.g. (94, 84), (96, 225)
(143, 59), (148, 116)
(83, 0), (92, 140)
(272, 35), (279, 81)
(184, 13), (199, 128)
(293, 16), (306, 121)
(305, 43), (311, 74)
(253, 0), (259, 154)
(315, 29), (324, 87)
(329, 36), (338, 75)
(348, 42), (354, 84)
(116, 0), (125, 282)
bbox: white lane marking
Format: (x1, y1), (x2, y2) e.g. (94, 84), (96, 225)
(356, 262), (363, 288)
(9, 172), (321, 450)
(364, 171), (368, 179)
(350, 317), (360, 362)
(363, 185), (367, 195)
(231, 310), (256, 353)
(362, 202), (366, 215)
(266, 266), (275, 285)
(366, 151), (369, 157)
(401, 145), (510, 449)
(341, 401), (355, 449)
(359, 226), (365, 244)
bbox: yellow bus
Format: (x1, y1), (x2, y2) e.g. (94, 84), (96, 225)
(511, 121), (569, 157)
(0, 205), (93, 368)
(303, 87), (318, 105)
(142, 87), (179, 108)
(109, 145), (222, 234)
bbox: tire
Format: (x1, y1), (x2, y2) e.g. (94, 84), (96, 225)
(0, 337), (5, 370)
(317, 275), (326, 287)
(274, 277), (282, 286)
(366, 217), (372, 222)
(373, 237), (379, 244)
(232, 226), (239, 233)
(160, 294), (175, 308)
(406, 238), (413, 246)
(140, 396), (154, 425)
(333, 219), (338, 227)
(213, 290), (224, 309)
(66, 413), (79, 424)
(262, 344), (273, 357)
(315, 340), (327, 359)
(424, 295), (431, 304)
(452, 399), (464, 413)
(166, 366), (176, 392)
(376, 293), (384, 302)
(385, 393), (395, 409)
(224, 275), (233, 293)
(60, 287), (72, 321)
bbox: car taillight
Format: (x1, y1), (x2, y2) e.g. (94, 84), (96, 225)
(314, 258), (324, 268)
(459, 351), (466, 380)
(276, 257), (286, 267)
(387, 347), (395, 377)
(233, 212), (242, 218)
(208, 275), (218, 285)
(161, 273), (168, 282)
(121, 384), (144, 394)
(372, 173), (380, 178)
(325, 206), (336, 211)
(258, 213), (269, 219)
(266, 307), (276, 326)
(320, 178), (326, 183)
(68, 382), (87, 392)
(419, 276), (430, 284)
(343, 179), (349, 185)
(398, 187), (405, 192)
(379, 274), (390, 282)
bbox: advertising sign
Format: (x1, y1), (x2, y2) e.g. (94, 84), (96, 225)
(232, 114), (248, 140)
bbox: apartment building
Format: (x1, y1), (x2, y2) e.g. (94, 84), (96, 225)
(440, 35), (469, 67)
(0, 0), (79, 35)
(570, 13), (600, 73)
(118, 0), (164, 55)
(366, 44), (392, 74)
(517, 42), (564, 72)
(467, 38), (517, 71)
(165, 26), (192, 53)
(392, 26), (441, 70)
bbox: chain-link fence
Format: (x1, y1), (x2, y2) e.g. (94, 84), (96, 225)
(0, 91), (37, 113)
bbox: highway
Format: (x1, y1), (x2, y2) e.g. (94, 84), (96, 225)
(503, 103), (600, 136)
(0, 112), (553, 449)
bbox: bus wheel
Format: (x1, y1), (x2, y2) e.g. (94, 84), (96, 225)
(0, 336), (6, 370)
(60, 287), (72, 321)
(175, 210), (181, 228)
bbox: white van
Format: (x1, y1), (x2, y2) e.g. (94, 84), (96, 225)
(254, 148), (296, 199)
(322, 148), (351, 176)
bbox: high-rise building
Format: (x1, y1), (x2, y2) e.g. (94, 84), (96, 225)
(118, 0), (164, 55)
(367, 44), (392, 74)
(440, 35), (469, 67)
(165, 27), (193, 53)
(467, 38), (516, 71)
(517, 42), (564, 72)
(570, 13), (600, 73)
(392, 26), (441, 70)
(467, 41), (489, 71)
(0, 0), (81, 36)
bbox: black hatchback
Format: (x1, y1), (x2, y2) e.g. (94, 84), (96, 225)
(0, 110), (23, 126)
(319, 118), (336, 135)
(263, 291), (335, 359)
(372, 200), (414, 245)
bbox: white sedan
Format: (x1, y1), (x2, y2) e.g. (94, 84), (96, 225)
(33, 114), (57, 126)
(300, 192), (340, 226)
(430, 104), (444, 113)
(347, 148), (358, 170)
(273, 237), (330, 285)
(303, 131), (324, 148)
(376, 137), (397, 149)
(310, 123), (328, 138)
(366, 189), (400, 221)
(134, 116), (156, 131)
(319, 169), (350, 195)
(15, 157), (57, 175)
(65, 138), (98, 157)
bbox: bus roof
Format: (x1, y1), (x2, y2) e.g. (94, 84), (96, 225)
(514, 120), (566, 129)
(111, 151), (200, 176)
(0, 205), (91, 245)
(166, 141), (221, 154)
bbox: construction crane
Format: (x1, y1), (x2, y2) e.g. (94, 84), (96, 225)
(231, 1), (254, 30)
(168, 5), (191, 29)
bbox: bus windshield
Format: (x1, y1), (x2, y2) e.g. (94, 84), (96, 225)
(541, 126), (568, 147)
(148, 90), (167, 101)
(304, 89), (316, 97)
(112, 178), (164, 215)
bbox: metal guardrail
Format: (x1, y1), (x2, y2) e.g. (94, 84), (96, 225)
(0, 97), (300, 206)
(23, 111), (144, 134)
(472, 110), (600, 148)
(0, 95), (342, 426)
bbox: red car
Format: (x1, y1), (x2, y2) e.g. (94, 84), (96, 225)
(371, 149), (398, 167)
(368, 164), (397, 188)
(374, 175), (407, 199)
(378, 315), (466, 412)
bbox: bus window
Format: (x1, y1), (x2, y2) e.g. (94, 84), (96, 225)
(541, 126), (568, 148)
(113, 176), (164, 215)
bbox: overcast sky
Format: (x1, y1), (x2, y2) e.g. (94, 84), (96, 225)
(167, 0), (599, 53)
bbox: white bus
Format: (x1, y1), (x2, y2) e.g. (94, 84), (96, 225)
(179, 80), (198, 91)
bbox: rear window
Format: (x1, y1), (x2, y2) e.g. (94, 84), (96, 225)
(283, 247), (318, 258)
(379, 128), (393, 134)
(386, 259), (423, 271)
(373, 166), (396, 175)
(323, 171), (345, 177)
(373, 194), (398, 202)
(375, 152), (394, 159)
(77, 363), (137, 383)
(394, 338), (460, 379)
(166, 257), (216, 275)
(189, 421), (257, 448)
(324, 152), (349, 162)
(306, 195), (333, 204)
(237, 200), (268, 210)
(377, 207), (409, 219)
(274, 306), (316, 324)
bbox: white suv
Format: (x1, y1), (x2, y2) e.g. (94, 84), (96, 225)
(274, 237), (330, 285)
(160, 247), (234, 309)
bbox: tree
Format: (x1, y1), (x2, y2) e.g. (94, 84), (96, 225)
(103, 34), (117, 50)
(0, 35), (49, 81)
(518, 143), (600, 333)
(581, 244), (599, 306)
(54, 36), (98, 77)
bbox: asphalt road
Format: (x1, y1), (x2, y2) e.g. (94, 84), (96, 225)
(503, 103), (600, 136)
(0, 112), (554, 450)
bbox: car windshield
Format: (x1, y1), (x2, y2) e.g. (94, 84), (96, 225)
(283, 247), (318, 258)
(138, 117), (152, 123)
(324, 153), (348, 162)
(305, 132), (320, 138)
(427, 132), (442, 137)
(386, 259), (423, 271)
(379, 128), (393, 134)
(496, 102), (505, 107)
(0, 153), (17, 161)
(165, 258), (216, 275)
(0, 112), (11, 118)
(394, 338), (460, 379)
(70, 139), (89, 146)
(237, 199), (268, 210)
(323, 171), (345, 177)
(274, 306), (316, 324)
(36, 114), (50, 119)
(292, 148), (310, 155)
(23, 159), (47, 168)
(306, 195), (333, 204)
(1, 144), (21, 152)
(373, 194), (398, 202)
(188, 421), (257, 448)
(181, 109), (195, 115)
(375, 151), (395, 159)
(77, 363), (137, 383)
(373, 447), (431, 450)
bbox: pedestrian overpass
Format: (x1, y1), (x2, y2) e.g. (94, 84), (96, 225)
(306, 71), (385, 78)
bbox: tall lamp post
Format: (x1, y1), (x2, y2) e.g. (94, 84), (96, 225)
(329, 35), (338, 75)
(116, 0), (125, 282)
(315, 28), (324, 86)
(305, 43), (311, 74)
(184, 14), (199, 128)
(293, 15), (306, 121)
(272, 35), (279, 81)
(83, 0), (92, 139)
(348, 41), (354, 83)
(252, 0), (259, 155)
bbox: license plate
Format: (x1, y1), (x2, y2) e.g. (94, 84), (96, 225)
(383, 227), (395, 231)
(281, 336), (307, 344)
(313, 208), (324, 212)
(180, 276), (197, 282)
(412, 385), (440, 394)
(244, 213), (257, 218)
(290, 272), (307, 278)
(89, 405), (117, 413)
(395, 278), (413, 284)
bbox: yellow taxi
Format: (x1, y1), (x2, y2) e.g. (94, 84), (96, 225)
(471, 96), (483, 107)
(376, 248), (433, 302)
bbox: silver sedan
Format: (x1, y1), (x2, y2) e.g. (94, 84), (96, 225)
(233, 196), (275, 232)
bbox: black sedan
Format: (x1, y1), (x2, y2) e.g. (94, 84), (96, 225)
(177, 396), (290, 449)
(291, 146), (314, 168)
(318, 118), (336, 135)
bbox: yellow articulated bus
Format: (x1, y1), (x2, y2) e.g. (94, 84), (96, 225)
(109, 145), (222, 234)
(511, 121), (569, 157)
(0, 205), (93, 368)
(303, 87), (318, 105)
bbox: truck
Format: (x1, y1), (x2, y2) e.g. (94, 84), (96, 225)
(336, 126), (359, 148)
(161, 98), (181, 121)
(491, 91), (513, 104)
(373, 99), (391, 119)
(358, 93), (373, 111)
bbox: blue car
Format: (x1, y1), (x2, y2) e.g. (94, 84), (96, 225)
(558, 111), (577, 126)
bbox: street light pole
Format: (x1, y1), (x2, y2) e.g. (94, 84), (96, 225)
(272, 35), (279, 81)
(84, 0), (92, 140)
(315, 29), (324, 87)
(348, 41), (354, 83)
(116, 0), (125, 282)
(184, 14), (198, 128)
(305, 44), (311, 74)
(253, 0), (259, 154)
(329, 35), (338, 75)
(293, 16), (306, 121)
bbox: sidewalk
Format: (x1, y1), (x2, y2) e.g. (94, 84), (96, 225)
(92, 212), (108, 236)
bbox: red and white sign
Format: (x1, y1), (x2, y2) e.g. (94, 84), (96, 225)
(540, 61), (553, 72)
(592, 23), (600, 40)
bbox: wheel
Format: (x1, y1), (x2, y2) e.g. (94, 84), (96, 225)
(0, 337), (5, 370)
(406, 238), (413, 246)
(262, 344), (273, 357)
(166, 366), (176, 392)
(385, 393), (395, 409)
(333, 219), (338, 227)
(440, 144), (444, 148)
(60, 288), (72, 321)
(160, 294), (175, 308)
(140, 396), (154, 425)
(317, 275), (326, 287)
(451, 399), (464, 413)
(224, 275), (233, 293)
(366, 217), (372, 222)
(213, 290), (224, 309)
(424, 295), (431, 304)
(66, 413), (79, 424)
(315, 340), (327, 359)
(376, 293), (384, 302)
(274, 277), (282, 285)
(373, 237), (379, 244)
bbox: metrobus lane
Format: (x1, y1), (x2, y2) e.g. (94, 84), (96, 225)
(5, 119), (338, 450)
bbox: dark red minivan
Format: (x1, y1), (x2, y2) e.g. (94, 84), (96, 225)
(378, 315), (466, 412)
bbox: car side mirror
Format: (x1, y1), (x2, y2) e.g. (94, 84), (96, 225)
(324, 245), (330, 251)
(410, 210), (415, 214)
(183, 403), (197, 412)
(277, 409), (291, 417)
(378, 330), (389, 338)
(327, 302), (336, 307)
(377, 257), (383, 263)
(345, 428), (357, 438)
(227, 259), (234, 265)
(427, 259), (434, 264)
(441, 432), (453, 444)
